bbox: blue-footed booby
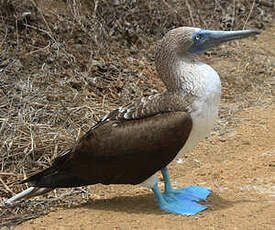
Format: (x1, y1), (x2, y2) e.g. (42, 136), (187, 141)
(5, 27), (259, 215)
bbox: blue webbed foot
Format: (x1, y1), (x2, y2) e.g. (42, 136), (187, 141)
(159, 199), (208, 216)
(163, 185), (211, 202)
(158, 167), (211, 215)
(152, 184), (208, 215)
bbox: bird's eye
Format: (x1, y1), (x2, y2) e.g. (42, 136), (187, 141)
(195, 34), (201, 41)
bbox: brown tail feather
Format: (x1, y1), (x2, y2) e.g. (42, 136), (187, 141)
(21, 150), (73, 187)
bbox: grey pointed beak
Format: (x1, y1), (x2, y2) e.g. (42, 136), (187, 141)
(189, 29), (260, 55)
(208, 30), (260, 44)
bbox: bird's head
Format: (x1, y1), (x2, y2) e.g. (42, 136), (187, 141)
(157, 27), (260, 58)
(155, 27), (260, 90)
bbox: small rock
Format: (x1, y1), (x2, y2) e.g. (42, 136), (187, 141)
(261, 150), (275, 157)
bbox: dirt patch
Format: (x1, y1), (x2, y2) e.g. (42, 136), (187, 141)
(6, 24), (275, 230)
(0, 1), (274, 229)
(13, 102), (274, 230)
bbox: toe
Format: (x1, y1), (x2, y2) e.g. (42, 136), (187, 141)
(160, 200), (208, 215)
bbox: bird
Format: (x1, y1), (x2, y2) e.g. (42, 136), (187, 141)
(5, 27), (259, 215)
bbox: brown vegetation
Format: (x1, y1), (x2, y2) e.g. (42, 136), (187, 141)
(0, 0), (274, 227)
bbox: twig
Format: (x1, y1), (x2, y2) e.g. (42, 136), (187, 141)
(31, 0), (56, 43)
(93, 0), (99, 18)
(0, 26), (8, 49)
(243, 0), (256, 29)
(258, 0), (274, 8)
(185, 0), (195, 26)
(23, 24), (55, 42)
(193, 0), (207, 28)
(23, 41), (51, 56)
(0, 177), (14, 195)
(232, 0), (236, 29)
(1, 214), (43, 227)
(0, 172), (18, 177)
(45, 190), (85, 203)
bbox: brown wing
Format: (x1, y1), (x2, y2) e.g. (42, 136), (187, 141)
(23, 112), (192, 188)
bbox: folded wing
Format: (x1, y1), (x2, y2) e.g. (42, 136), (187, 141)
(23, 111), (192, 188)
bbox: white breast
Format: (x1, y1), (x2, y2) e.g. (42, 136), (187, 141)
(178, 61), (221, 156)
(142, 62), (221, 188)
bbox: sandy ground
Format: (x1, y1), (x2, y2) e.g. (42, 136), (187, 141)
(12, 25), (275, 230)
(1, 14), (274, 230)
(13, 102), (274, 230)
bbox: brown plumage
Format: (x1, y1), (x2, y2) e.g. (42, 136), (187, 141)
(19, 28), (199, 191)
(7, 27), (259, 213)
(23, 112), (192, 188)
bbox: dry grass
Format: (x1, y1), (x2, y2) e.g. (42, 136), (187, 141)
(0, 0), (274, 226)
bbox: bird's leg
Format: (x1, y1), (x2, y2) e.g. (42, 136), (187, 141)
(152, 183), (207, 215)
(161, 167), (211, 202)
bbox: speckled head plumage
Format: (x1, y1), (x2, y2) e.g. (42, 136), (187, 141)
(155, 27), (200, 90)
(156, 27), (201, 58)
(155, 27), (260, 91)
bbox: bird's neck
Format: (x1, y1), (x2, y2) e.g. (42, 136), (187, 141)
(156, 53), (197, 93)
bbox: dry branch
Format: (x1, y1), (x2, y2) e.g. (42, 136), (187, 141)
(0, 0), (273, 227)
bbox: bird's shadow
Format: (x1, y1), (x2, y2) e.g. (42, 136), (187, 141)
(77, 193), (163, 215)
(1, 190), (269, 227)
(75, 191), (262, 215)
